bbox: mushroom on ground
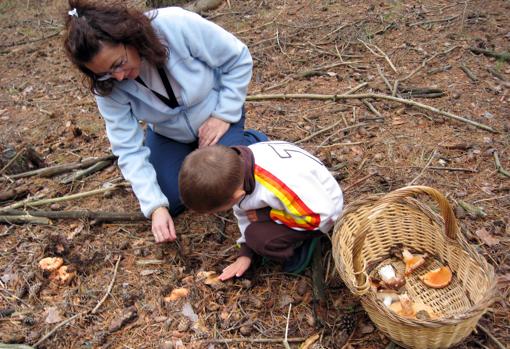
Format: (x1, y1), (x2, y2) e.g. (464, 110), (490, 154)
(420, 266), (452, 289)
(38, 257), (64, 272)
(49, 265), (75, 285)
(164, 288), (189, 302)
(402, 248), (427, 275)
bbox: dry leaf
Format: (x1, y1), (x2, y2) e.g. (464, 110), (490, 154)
(164, 287), (189, 302)
(44, 307), (62, 324)
(475, 228), (500, 246)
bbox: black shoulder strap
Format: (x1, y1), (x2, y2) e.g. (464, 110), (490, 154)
(135, 68), (179, 109)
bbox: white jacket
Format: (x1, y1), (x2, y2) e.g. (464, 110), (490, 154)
(234, 141), (344, 244)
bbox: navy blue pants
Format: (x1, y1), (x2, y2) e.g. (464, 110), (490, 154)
(145, 112), (266, 216)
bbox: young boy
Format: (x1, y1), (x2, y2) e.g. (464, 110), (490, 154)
(178, 141), (343, 280)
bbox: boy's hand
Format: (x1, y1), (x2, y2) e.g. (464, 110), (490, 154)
(151, 207), (177, 243)
(219, 256), (252, 281)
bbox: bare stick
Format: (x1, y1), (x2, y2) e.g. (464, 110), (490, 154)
(401, 46), (458, 82)
(33, 312), (83, 348)
(0, 215), (51, 225)
(408, 149), (437, 185)
(1, 209), (146, 222)
(470, 47), (510, 62)
(0, 182), (128, 212)
(476, 324), (506, 349)
(359, 39), (398, 73)
(362, 100), (383, 118)
(0, 149), (25, 175)
(296, 122), (367, 145)
(343, 172), (377, 192)
(59, 160), (113, 184)
(494, 151), (510, 178)
(92, 255), (121, 314)
(246, 93), (497, 132)
(408, 15), (459, 27)
(377, 65), (393, 93)
(487, 68), (510, 87)
(460, 63), (478, 82)
(283, 303), (292, 349)
(202, 337), (307, 344)
(1, 155), (115, 181)
(344, 82), (368, 95)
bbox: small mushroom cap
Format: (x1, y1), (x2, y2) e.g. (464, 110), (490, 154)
(402, 249), (427, 275)
(49, 265), (75, 285)
(164, 287), (189, 302)
(38, 257), (64, 272)
(420, 266), (452, 289)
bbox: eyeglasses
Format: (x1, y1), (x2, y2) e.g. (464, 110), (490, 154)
(96, 44), (128, 81)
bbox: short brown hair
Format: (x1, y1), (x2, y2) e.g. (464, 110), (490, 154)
(63, 0), (168, 96)
(179, 145), (244, 213)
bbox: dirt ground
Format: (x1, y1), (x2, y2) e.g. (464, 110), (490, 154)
(0, 0), (509, 348)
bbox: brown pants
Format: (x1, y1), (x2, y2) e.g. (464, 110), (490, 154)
(244, 219), (323, 262)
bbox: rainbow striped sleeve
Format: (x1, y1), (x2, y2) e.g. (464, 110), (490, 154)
(254, 164), (320, 230)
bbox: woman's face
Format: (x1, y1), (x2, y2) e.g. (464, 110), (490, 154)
(85, 42), (141, 81)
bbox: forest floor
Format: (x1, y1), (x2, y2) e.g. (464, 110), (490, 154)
(0, 0), (509, 348)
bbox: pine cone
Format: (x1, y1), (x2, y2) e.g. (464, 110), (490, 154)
(176, 317), (191, 332)
(338, 313), (356, 333)
(28, 282), (42, 300)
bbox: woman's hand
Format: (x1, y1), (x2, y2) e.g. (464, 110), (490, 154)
(151, 207), (177, 243)
(219, 256), (252, 281)
(198, 117), (230, 148)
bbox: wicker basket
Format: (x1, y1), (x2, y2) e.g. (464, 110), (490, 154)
(332, 186), (496, 349)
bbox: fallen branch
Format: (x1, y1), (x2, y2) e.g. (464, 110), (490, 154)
(59, 160), (114, 184)
(477, 324), (506, 349)
(487, 68), (510, 87)
(0, 186), (29, 202)
(0, 215), (51, 225)
(202, 337), (307, 344)
(0, 209), (146, 223)
(493, 151), (510, 178)
(246, 93), (497, 132)
(460, 63), (478, 82)
(0, 182), (129, 212)
(0, 344), (35, 349)
(408, 15), (459, 27)
(1, 155), (115, 181)
(470, 47), (510, 62)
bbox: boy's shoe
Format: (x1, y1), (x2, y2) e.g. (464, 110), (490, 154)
(245, 129), (269, 142)
(283, 237), (320, 275)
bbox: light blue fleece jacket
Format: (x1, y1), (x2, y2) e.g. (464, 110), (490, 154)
(95, 7), (253, 217)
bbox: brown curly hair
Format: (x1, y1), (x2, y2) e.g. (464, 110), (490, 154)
(63, 0), (168, 96)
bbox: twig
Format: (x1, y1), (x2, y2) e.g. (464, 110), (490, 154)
(401, 46), (458, 82)
(246, 93), (497, 132)
(470, 47), (510, 62)
(0, 182), (129, 212)
(487, 68), (510, 87)
(343, 172), (377, 192)
(476, 324), (506, 349)
(408, 15), (459, 27)
(377, 65), (393, 93)
(59, 160), (113, 184)
(33, 312), (83, 348)
(428, 64), (452, 75)
(91, 255), (121, 314)
(493, 151), (510, 178)
(1, 209), (146, 223)
(460, 63), (478, 82)
(344, 82), (368, 95)
(203, 337), (307, 344)
(425, 166), (477, 172)
(0, 344), (35, 349)
(283, 303), (292, 349)
(0, 149), (25, 175)
(0, 155), (115, 181)
(362, 100), (383, 118)
(358, 39), (398, 73)
(0, 30), (61, 49)
(408, 149), (437, 185)
(0, 215), (51, 225)
(296, 122), (367, 145)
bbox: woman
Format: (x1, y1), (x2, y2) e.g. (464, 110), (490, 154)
(63, 0), (266, 243)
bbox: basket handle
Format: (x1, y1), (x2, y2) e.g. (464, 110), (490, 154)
(351, 185), (459, 295)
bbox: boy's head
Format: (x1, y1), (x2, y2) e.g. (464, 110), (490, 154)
(179, 145), (245, 213)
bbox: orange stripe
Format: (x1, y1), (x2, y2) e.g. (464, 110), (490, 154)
(254, 165), (320, 229)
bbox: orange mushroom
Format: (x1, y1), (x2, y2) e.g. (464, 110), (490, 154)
(164, 287), (189, 302)
(38, 257), (64, 272)
(388, 293), (438, 319)
(49, 265), (75, 285)
(420, 266), (452, 289)
(402, 248), (427, 276)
